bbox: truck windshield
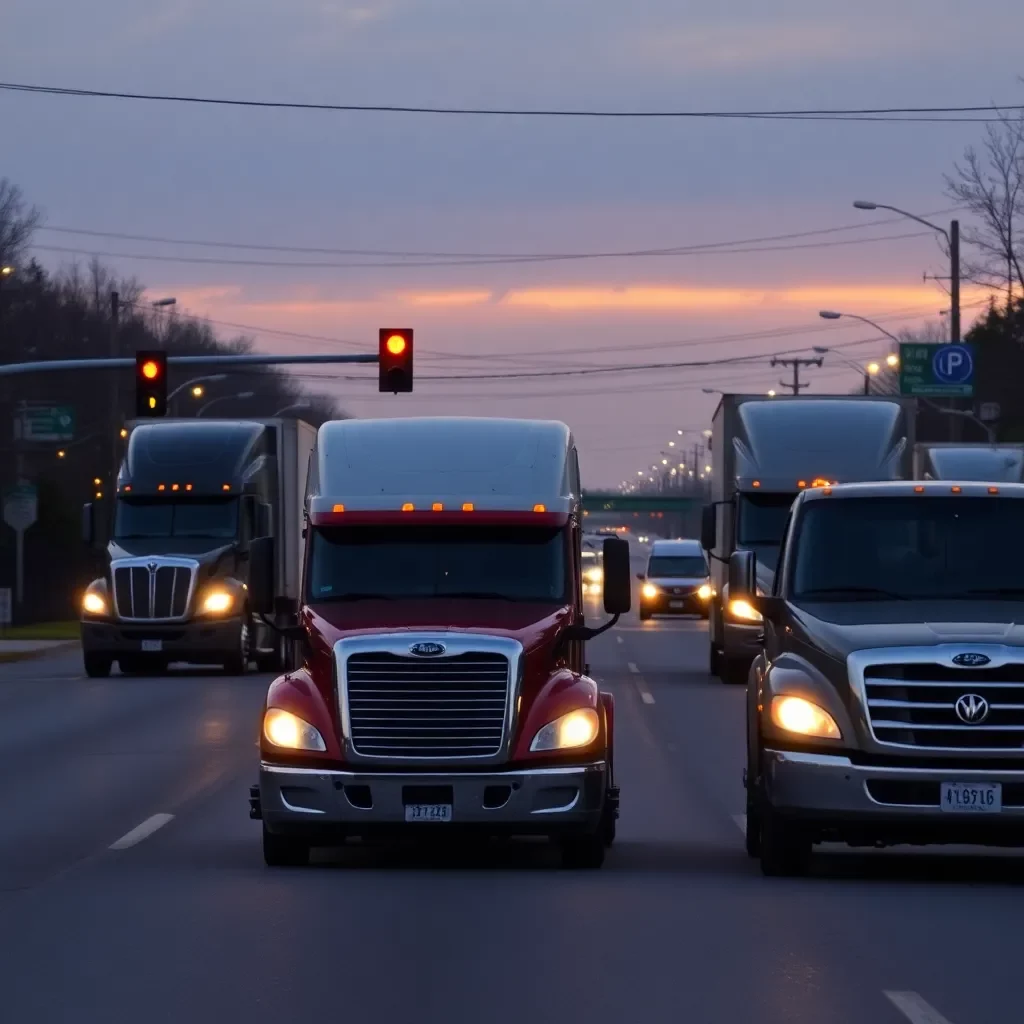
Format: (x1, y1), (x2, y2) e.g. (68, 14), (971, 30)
(737, 492), (796, 546)
(792, 496), (1024, 601)
(307, 525), (568, 602)
(114, 499), (239, 539)
(647, 556), (706, 577)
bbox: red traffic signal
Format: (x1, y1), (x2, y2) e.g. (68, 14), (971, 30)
(379, 329), (413, 393)
(135, 350), (168, 417)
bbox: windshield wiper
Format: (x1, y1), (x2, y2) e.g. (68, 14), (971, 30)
(798, 586), (910, 601)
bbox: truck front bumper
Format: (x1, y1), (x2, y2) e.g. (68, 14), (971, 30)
(765, 749), (1024, 843)
(259, 761), (607, 839)
(80, 617), (241, 662)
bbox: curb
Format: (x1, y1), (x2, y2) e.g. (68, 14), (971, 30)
(0, 640), (80, 665)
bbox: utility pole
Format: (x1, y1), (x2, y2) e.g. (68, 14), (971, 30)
(770, 356), (823, 394)
(109, 291), (120, 499)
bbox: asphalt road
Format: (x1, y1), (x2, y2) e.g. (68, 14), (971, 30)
(1, 570), (1021, 1022)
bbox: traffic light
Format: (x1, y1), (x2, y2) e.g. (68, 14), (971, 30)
(379, 329), (413, 393)
(135, 351), (168, 416)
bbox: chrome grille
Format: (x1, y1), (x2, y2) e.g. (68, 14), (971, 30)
(112, 563), (194, 620)
(345, 651), (510, 759)
(864, 661), (1024, 751)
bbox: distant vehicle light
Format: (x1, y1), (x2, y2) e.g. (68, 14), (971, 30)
(263, 708), (327, 752)
(697, 583), (713, 601)
(432, 502), (443, 511)
(533, 504), (546, 512)
(530, 708), (600, 751)
(201, 590), (234, 615)
(401, 503), (414, 512)
(332, 504), (345, 513)
(771, 695), (841, 739)
(82, 592), (107, 615)
(642, 583), (659, 600)
(462, 503), (474, 512)
(728, 598), (762, 623)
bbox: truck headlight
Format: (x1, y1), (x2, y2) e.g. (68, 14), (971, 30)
(263, 708), (327, 752)
(530, 707), (600, 752)
(770, 695), (841, 739)
(697, 583), (713, 601)
(728, 598), (762, 622)
(201, 589), (234, 615)
(585, 567), (603, 584)
(82, 591), (107, 616)
(641, 583), (659, 600)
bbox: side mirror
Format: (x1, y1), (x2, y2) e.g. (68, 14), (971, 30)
(249, 536), (275, 614)
(728, 550), (756, 603)
(82, 503), (95, 547)
(602, 537), (632, 615)
(700, 504), (717, 552)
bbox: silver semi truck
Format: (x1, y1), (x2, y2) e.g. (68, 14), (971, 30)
(702, 395), (916, 684)
(913, 443), (1024, 482)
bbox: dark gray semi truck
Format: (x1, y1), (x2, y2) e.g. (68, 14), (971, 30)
(702, 395), (916, 684)
(79, 417), (314, 677)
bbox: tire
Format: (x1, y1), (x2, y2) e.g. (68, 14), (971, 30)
(83, 652), (112, 678)
(745, 788), (761, 858)
(560, 832), (606, 869)
(709, 642), (722, 677)
(255, 632), (285, 673)
(721, 656), (749, 686)
(759, 806), (812, 877)
(224, 617), (252, 676)
(262, 825), (310, 867)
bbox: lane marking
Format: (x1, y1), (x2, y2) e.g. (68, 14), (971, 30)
(640, 691), (655, 704)
(109, 813), (175, 850)
(884, 992), (955, 1024)
(628, 662), (639, 673)
(616, 635), (624, 644)
(732, 814), (746, 833)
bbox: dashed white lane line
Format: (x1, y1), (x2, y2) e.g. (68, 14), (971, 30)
(109, 813), (175, 850)
(625, 662), (656, 703)
(884, 991), (955, 1024)
(627, 662), (639, 673)
(640, 691), (655, 704)
(732, 814), (746, 833)
(616, 635), (624, 644)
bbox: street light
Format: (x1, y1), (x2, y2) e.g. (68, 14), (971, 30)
(168, 374), (228, 406)
(813, 346), (895, 395)
(767, 389), (777, 397)
(853, 202), (959, 344)
(197, 391), (255, 417)
(272, 400), (312, 417)
(818, 309), (900, 345)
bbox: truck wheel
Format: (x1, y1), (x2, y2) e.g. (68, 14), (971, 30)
(224, 618), (252, 676)
(721, 657), (749, 686)
(601, 809), (617, 847)
(759, 807), (811, 877)
(83, 653), (112, 678)
(262, 825), (309, 867)
(560, 832), (606, 869)
(709, 642), (721, 677)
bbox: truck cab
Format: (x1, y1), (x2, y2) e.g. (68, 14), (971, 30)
(79, 418), (313, 677)
(248, 417), (631, 869)
(732, 480), (1024, 876)
(913, 442), (1024, 482)
(703, 395), (914, 684)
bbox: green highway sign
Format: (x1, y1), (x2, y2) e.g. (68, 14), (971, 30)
(16, 404), (76, 442)
(899, 343), (975, 398)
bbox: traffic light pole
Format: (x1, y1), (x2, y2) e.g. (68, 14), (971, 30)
(0, 353), (379, 377)
(109, 291), (120, 496)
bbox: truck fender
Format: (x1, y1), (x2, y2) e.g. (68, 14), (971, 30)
(599, 690), (615, 780)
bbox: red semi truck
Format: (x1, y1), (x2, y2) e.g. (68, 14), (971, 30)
(247, 417), (631, 868)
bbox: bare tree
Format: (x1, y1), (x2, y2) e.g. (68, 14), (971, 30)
(0, 178), (42, 268)
(945, 105), (1024, 310)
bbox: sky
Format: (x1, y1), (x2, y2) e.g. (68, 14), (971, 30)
(2, 0), (1022, 486)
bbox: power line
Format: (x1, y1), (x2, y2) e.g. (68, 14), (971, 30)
(35, 209), (960, 260)
(1, 82), (1019, 122)
(29, 230), (939, 270)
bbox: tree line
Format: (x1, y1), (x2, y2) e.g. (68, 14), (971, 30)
(0, 178), (344, 624)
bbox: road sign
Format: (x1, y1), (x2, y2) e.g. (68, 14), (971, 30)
(14, 404), (75, 442)
(2, 482), (37, 533)
(899, 343), (975, 398)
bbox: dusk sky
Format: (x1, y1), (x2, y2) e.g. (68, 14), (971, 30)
(3, 0), (1022, 485)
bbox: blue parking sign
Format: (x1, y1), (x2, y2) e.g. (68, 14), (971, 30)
(932, 344), (974, 385)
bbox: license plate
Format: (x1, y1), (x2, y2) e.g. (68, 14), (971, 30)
(940, 782), (1002, 813)
(404, 803), (452, 823)
(669, 600), (685, 609)
(141, 640), (163, 653)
